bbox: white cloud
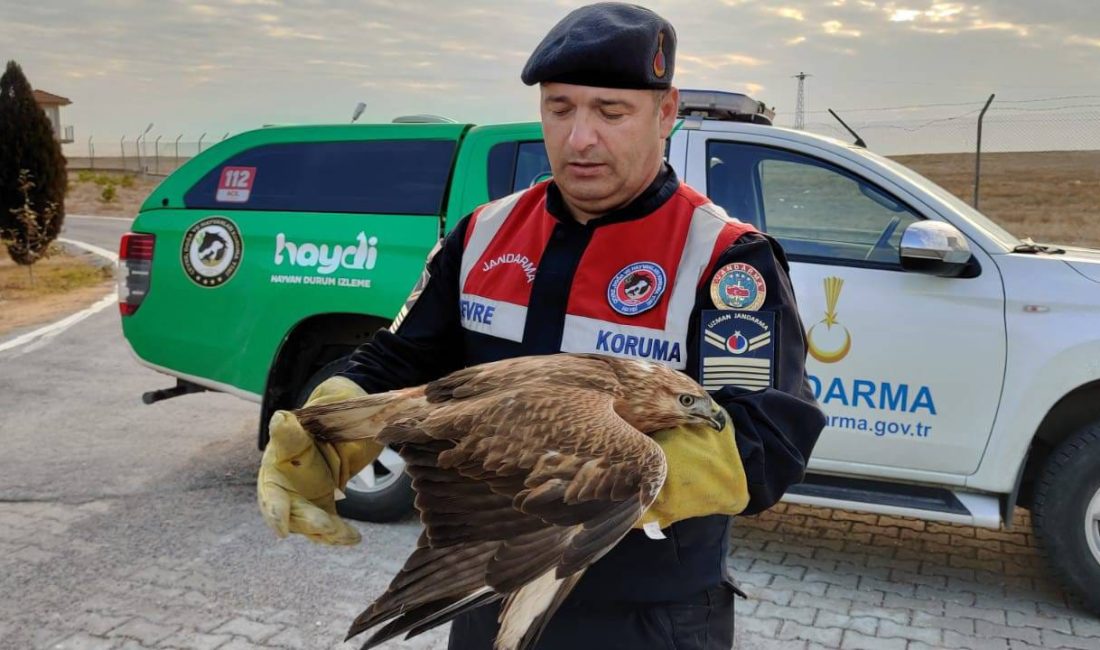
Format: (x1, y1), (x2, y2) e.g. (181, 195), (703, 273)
(968, 20), (1029, 37)
(764, 7), (805, 21)
(926, 3), (965, 22)
(188, 4), (222, 16)
(889, 9), (920, 23)
(785, 36), (807, 46)
(678, 53), (766, 71)
(823, 20), (862, 37)
(261, 24), (328, 41)
(1068, 34), (1100, 49)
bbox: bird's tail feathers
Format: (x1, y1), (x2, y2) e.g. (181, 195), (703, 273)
(495, 569), (584, 650)
(354, 588), (500, 649)
(295, 387), (427, 443)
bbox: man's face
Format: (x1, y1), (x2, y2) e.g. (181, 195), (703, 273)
(540, 83), (679, 218)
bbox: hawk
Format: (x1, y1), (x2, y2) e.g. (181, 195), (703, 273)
(295, 353), (725, 650)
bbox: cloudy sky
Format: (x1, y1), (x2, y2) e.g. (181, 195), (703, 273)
(4, 0), (1100, 154)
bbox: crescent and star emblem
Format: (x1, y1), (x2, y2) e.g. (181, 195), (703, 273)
(807, 276), (852, 364)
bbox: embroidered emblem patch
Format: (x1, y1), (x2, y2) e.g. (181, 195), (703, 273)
(710, 262), (766, 310)
(698, 310), (775, 391)
(607, 261), (666, 316)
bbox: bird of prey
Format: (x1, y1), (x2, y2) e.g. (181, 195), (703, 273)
(295, 352), (725, 650)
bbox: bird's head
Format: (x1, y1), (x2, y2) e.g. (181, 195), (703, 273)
(609, 358), (727, 433)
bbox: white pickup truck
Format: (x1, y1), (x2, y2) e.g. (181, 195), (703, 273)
(666, 91), (1100, 614)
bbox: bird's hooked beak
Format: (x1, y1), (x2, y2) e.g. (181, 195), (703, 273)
(690, 398), (727, 431)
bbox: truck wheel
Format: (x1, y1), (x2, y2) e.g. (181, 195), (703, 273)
(295, 359), (416, 523)
(1032, 422), (1100, 615)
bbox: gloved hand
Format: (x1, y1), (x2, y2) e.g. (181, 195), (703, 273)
(636, 407), (750, 532)
(257, 376), (384, 545)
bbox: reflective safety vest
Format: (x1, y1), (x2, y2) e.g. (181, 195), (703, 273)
(457, 179), (755, 370)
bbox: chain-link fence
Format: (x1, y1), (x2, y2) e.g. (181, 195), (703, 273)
(62, 95), (1100, 246)
(65, 134), (234, 176)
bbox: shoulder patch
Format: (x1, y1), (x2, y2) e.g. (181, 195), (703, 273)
(709, 262), (766, 310)
(698, 309), (775, 391)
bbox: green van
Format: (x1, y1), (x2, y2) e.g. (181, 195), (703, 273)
(119, 119), (549, 520)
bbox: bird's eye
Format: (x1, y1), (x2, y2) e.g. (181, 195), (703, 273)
(678, 394), (695, 407)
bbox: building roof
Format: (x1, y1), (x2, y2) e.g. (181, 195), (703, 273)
(32, 89), (72, 106)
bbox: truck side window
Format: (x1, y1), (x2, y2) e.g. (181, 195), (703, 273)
(707, 141), (921, 266)
(513, 142), (551, 192)
(487, 141), (552, 201)
(184, 140), (457, 215)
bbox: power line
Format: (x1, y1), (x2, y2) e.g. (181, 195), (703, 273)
(774, 94), (1100, 117)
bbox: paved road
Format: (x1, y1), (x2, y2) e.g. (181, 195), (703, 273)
(1, 215), (1097, 649)
(62, 214), (133, 252)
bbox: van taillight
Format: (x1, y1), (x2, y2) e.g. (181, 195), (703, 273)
(118, 232), (154, 316)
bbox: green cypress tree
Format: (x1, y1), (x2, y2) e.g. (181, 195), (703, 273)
(0, 60), (67, 265)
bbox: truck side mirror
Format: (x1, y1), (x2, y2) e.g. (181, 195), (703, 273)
(900, 221), (975, 278)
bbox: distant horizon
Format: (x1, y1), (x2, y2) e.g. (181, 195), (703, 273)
(6, 0), (1099, 156)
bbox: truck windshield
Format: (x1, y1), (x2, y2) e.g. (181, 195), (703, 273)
(858, 149), (1021, 250)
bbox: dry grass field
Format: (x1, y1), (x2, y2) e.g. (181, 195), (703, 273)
(63, 150), (1099, 248)
(65, 171), (160, 218)
(895, 150), (1100, 248)
(0, 245), (113, 335)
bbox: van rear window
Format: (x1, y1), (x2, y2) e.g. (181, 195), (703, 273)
(184, 140), (457, 215)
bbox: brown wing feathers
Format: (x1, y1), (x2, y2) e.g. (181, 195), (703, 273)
(292, 355), (669, 650)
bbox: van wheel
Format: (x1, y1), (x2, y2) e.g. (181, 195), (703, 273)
(295, 359), (415, 523)
(1032, 422), (1100, 615)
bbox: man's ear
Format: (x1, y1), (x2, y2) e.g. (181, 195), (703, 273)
(660, 87), (680, 138)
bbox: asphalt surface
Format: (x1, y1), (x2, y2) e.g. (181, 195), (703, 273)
(62, 214), (134, 251)
(1, 215), (445, 649)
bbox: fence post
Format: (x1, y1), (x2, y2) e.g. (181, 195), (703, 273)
(198, 132), (206, 153)
(174, 134), (182, 170)
(89, 136), (95, 170)
(120, 136), (126, 171)
(973, 93), (995, 210)
(154, 135), (162, 174)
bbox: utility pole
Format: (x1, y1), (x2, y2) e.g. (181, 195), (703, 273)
(792, 72), (811, 130)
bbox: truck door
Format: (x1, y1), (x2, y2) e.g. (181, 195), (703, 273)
(685, 131), (1007, 479)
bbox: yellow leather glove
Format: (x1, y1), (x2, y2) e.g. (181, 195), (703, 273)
(636, 410), (750, 532)
(257, 376), (384, 545)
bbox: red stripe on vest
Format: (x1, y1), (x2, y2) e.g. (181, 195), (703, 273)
(462, 184), (553, 306)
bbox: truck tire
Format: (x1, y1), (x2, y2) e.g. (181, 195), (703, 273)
(1032, 422), (1100, 615)
(295, 359), (416, 523)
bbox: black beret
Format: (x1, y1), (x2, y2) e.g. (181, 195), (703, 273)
(522, 2), (676, 90)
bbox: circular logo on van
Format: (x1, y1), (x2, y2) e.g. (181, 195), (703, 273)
(607, 261), (666, 316)
(181, 217), (242, 287)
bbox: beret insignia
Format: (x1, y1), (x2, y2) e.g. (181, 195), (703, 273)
(653, 32), (667, 78)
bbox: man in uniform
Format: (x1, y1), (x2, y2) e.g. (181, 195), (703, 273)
(257, 3), (826, 648)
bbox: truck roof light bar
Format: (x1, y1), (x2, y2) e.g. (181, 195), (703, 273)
(677, 89), (775, 125)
